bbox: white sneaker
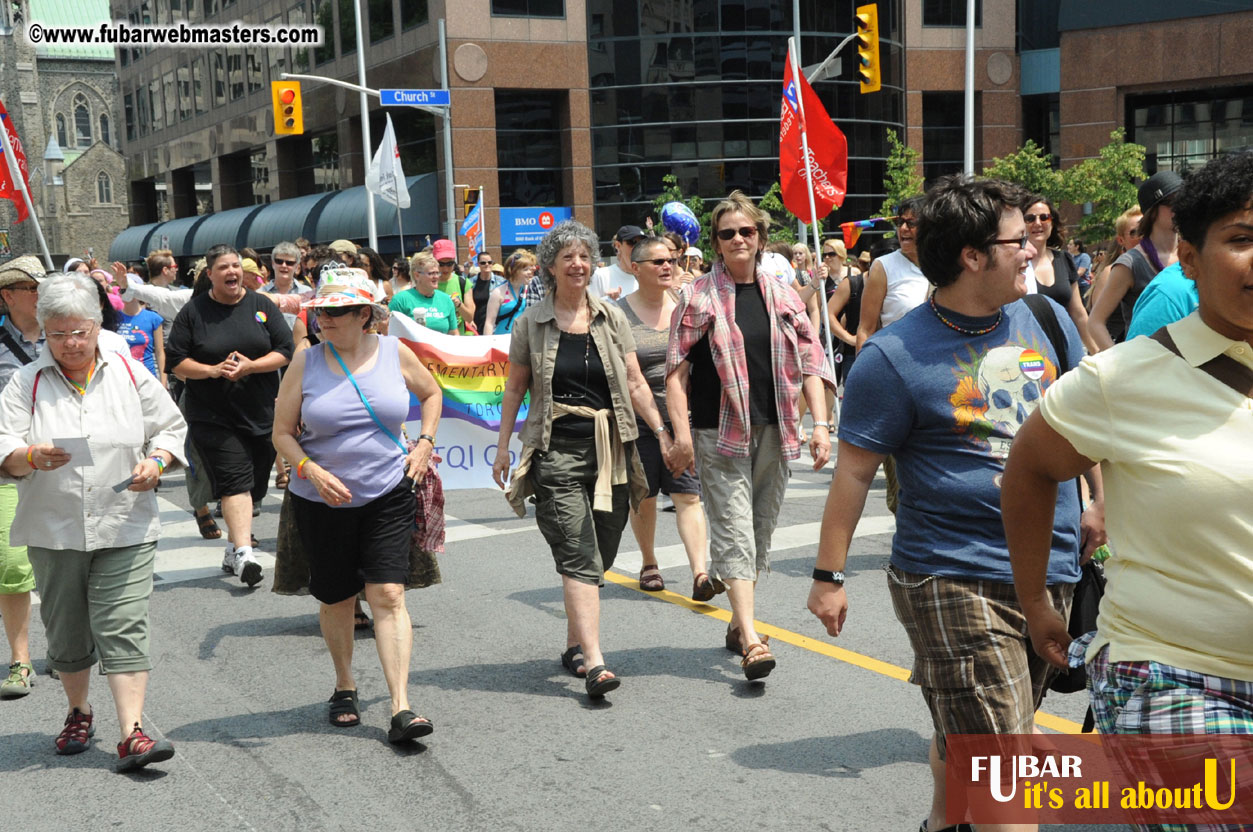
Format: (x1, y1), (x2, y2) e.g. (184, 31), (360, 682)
(222, 546), (264, 587)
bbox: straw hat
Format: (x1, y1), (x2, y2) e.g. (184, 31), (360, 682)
(303, 266), (388, 323)
(0, 255), (47, 291)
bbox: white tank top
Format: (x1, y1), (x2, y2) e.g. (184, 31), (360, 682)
(878, 249), (930, 327)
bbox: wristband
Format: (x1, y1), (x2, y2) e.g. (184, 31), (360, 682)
(25, 446), (35, 467)
(296, 456), (311, 479)
(811, 422), (831, 430)
(418, 434), (436, 446)
(149, 455), (166, 472)
(812, 568), (845, 585)
(653, 425), (668, 437)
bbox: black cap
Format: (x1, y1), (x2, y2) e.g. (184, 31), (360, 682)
(1137, 170), (1183, 214)
(615, 225), (646, 243)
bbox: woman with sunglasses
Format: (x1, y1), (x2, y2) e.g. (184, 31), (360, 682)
(666, 191), (835, 682)
(1022, 195), (1099, 355)
(492, 220), (670, 699)
(483, 250), (536, 335)
(1088, 171), (1182, 351)
(856, 197), (928, 350)
(273, 269), (443, 743)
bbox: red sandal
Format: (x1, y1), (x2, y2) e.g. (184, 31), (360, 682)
(55, 707), (95, 755)
(117, 723), (175, 772)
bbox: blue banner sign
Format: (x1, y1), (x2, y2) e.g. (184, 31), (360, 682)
(499, 207), (573, 245)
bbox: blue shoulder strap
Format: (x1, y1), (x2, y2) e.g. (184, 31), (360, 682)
(326, 341), (407, 453)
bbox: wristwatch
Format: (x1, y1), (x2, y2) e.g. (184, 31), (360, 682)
(418, 434), (436, 446)
(812, 568), (845, 585)
(653, 425), (668, 437)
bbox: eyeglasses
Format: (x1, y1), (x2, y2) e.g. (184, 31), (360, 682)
(822, 251), (839, 258)
(316, 306), (359, 318)
(437, 260), (456, 267)
(46, 323), (97, 342)
(273, 258), (297, 266)
(894, 217), (918, 230)
(715, 226), (758, 241)
(1023, 213), (1052, 224)
(991, 235), (1031, 250)
(633, 257), (676, 267)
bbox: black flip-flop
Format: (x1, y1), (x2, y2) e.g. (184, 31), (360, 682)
(354, 611), (373, 632)
(584, 665), (621, 698)
(560, 644), (586, 678)
(920, 821), (974, 832)
(388, 710), (434, 743)
(328, 689), (360, 728)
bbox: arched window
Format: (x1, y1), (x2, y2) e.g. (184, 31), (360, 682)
(55, 113), (67, 147)
(74, 94), (91, 146)
(97, 172), (112, 204)
(99, 113), (111, 146)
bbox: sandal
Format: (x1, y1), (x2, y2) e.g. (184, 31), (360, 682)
(353, 610), (373, 632)
(692, 572), (726, 603)
(725, 623), (742, 653)
(639, 565), (665, 592)
(388, 709), (434, 743)
(328, 689), (360, 727)
(116, 722), (175, 771)
(560, 644), (586, 678)
(1, 661), (34, 698)
(741, 637), (776, 681)
(195, 508), (222, 540)
(584, 665), (621, 698)
(919, 822), (974, 832)
(55, 707), (95, 755)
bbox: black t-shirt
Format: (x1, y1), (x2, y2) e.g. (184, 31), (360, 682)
(1037, 249), (1076, 307)
(550, 330), (612, 440)
(472, 275), (493, 334)
(166, 291), (294, 436)
(688, 282), (778, 429)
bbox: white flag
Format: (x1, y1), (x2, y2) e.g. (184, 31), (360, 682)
(365, 114), (410, 209)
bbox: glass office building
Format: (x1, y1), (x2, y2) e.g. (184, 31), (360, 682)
(586, 0), (905, 234)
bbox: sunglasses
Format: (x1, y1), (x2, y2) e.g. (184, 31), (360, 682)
(273, 258), (297, 266)
(1023, 213), (1052, 224)
(715, 226), (758, 241)
(991, 235), (1031, 250)
(478, 259), (493, 266)
(4, 284), (39, 293)
(634, 257), (676, 267)
(316, 306), (360, 318)
(438, 259), (456, 267)
(894, 217), (918, 229)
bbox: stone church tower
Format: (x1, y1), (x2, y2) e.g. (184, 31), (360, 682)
(0, 0), (128, 266)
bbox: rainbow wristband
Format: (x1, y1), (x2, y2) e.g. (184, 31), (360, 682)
(296, 456), (311, 479)
(25, 446), (35, 468)
(149, 455), (166, 472)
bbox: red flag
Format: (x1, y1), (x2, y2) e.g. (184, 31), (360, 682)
(0, 99), (31, 223)
(779, 59), (847, 222)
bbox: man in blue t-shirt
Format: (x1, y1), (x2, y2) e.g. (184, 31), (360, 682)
(806, 176), (1104, 832)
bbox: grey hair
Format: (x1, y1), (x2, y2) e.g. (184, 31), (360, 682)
(36, 273), (103, 329)
(272, 241), (301, 263)
(536, 220), (599, 292)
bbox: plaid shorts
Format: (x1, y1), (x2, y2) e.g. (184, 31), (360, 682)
(1073, 635), (1253, 832)
(887, 566), (1073, 759)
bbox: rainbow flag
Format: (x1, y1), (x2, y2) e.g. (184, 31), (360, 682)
(389, 311), (527, 430)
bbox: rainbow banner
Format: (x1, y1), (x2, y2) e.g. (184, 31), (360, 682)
(390, 312), (526, 490)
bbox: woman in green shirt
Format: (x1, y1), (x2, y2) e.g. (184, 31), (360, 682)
(387, 253), (458, 335)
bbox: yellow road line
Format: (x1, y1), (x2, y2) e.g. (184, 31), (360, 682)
(605, 570), (1083, 735)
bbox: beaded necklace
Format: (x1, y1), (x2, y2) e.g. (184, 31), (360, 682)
(929, 295), (1002, 336)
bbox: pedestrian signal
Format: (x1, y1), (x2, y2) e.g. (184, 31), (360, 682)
(272, 81), (303, 135)
(856, 4), (881, 94)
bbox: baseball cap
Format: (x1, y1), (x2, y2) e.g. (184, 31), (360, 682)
(1137, 170), (1183, 214)
(432, 239), (456, 261)
(615, 225), (646, 243)
(684, 246), (703, 259)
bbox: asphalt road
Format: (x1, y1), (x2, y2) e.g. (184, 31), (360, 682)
(0, 454), (1117, 832)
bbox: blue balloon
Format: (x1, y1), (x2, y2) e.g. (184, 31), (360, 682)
(661, 201), (701, 245)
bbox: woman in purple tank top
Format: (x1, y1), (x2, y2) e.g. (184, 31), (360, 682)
(272, 269), (444, 745)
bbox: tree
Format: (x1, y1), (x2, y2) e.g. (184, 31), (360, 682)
(980, 139), (1065, 204)
(879, 128), (924, 224)
(758, 181), (826, 246)
(1059, 128), (1146, 244)
(649, 174), (711, 253)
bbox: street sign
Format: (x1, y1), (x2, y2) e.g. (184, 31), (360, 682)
(380, 89), (450, 108)
(500, 207), (572, 245)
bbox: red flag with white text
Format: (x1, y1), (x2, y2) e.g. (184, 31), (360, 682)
(779, 59), (847, 222)
(0, 99), (31, 223)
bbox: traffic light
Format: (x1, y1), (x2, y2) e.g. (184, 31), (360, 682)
(271, 81), (303, 135)
(855, 3), (881, 94)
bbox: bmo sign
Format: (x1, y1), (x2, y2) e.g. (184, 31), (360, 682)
(500, 206), (573, 245)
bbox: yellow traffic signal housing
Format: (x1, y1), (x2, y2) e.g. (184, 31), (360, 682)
(271, 81), (304, 135)
(856, 3), (881, 94)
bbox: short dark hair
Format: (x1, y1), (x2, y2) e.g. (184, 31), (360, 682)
(896, 196), (924, 218)
(205, 244), (239, 269)
(1022, 194), (1064, 249)
(916, 175), (1026, 289)
(1172, 152), (1253, 249)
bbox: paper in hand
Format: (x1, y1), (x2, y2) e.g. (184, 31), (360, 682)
(51, 437), (93, 467)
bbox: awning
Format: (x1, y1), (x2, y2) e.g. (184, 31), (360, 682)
(108, 174), (442, 262)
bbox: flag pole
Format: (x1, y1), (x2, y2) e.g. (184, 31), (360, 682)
(0, 115), (53, 271)
(788, 37), (838, 425)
